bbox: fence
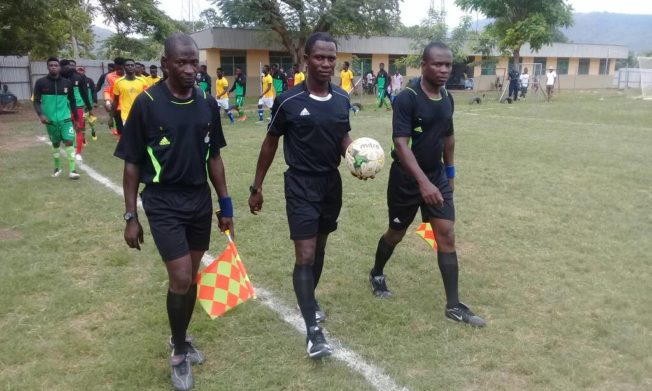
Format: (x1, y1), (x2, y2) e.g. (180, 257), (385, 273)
(614, 68), (646, 89)
(0, 56), (158, 101)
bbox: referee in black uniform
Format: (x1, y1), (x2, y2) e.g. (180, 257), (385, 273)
(115, 33), (233, 391)
(369, 42), (486, 327)
(248, 32), (355, 359)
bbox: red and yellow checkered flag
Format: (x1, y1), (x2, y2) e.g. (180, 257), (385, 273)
(416, 223), (437, 250)
(197, 232), (255, 319)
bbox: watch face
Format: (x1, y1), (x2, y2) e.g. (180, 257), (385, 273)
(124, 212), (134, 221)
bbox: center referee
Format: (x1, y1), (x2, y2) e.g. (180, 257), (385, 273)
(248, 32), (355, 359)
(115, 33), (233, 391)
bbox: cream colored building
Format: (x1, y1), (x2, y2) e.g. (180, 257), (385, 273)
(191, 27), (628, 95)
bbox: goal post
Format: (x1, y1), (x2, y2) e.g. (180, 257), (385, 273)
(637, 57), (652, 100)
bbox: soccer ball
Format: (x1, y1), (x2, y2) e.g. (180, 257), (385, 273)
(345, 137), (385, 179)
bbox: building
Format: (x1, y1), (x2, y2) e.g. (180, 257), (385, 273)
(190, 27), (628, 96)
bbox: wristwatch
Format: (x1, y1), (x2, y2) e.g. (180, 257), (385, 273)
(123, 211), (137, 222)
(249, 185), (261, 195)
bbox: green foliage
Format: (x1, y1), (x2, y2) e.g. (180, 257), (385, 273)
(100, 35), (163, 61)
(199, 8), (225, 28)
(456, 0), (573, 66)
(0, 0), (94, 58)
(212, 0), (401, 65)
(394, 9), (473, 69)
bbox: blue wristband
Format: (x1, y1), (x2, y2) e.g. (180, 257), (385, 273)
(217, 197), (233, 218)
(445, 165), (456, 179)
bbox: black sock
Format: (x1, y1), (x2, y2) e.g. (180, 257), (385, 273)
(293, 264), (317, 332)
(183, 284), (197, 332)
(167, 290), (188, 355)
(313, 249), (325, 289)
(371, 236), (395, 277)
(437, 251), (459, 307)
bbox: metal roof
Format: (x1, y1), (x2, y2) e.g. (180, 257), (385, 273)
(191, 27), (628, 59)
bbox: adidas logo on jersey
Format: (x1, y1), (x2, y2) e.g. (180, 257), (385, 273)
(159, 136), (170, 146)
(300, 108), (311, 116)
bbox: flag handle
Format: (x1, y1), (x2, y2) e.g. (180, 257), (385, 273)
(225, 229), (233, 243)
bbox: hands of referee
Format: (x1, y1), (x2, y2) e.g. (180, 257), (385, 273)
(419, 181), (444, 208)
(248, 192), (263, 215)
(218, 217), (234, 239)
(124, 220), (144, 250)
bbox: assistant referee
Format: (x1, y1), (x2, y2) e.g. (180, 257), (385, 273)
(248, 32), (355, 359)
(115, 33), (233, 391)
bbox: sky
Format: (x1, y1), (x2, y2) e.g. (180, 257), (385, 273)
(94, 0), (652, 31)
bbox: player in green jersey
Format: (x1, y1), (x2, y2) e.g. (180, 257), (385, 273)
(376, 62), (391, 110)
(228, 67), (247, 121)
(33, 57), (80, 179)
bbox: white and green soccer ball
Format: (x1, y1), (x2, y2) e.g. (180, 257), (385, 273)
(345, 137), (385, 179)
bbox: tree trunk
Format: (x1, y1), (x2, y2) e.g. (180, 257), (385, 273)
(71, 34), (80, 59)
(513, 47), (520, 70)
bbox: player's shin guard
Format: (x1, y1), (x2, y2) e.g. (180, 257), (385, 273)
(227, 111), (235, 123)
(372, 236), (395, 277)
(293, 264), (317, 331)
(52, 146), (61, 170)
(65, 145), (75, 172)
(437, 251), (460, 307)
(313, 249), (325, 289)
(183, 284), (197, 331)
(167, 290), (188, 355)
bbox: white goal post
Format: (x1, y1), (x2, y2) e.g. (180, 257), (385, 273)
(637, 57), (652, 100)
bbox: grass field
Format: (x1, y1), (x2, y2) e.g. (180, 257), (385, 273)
(1, 89), (651, 391)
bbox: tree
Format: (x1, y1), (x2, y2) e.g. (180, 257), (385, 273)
(199, 8), (225, 28)
(0, 0), (94, 58)
(212, 0), (401, 66)
(394, 8), (474, 69)
(456, 0), (573, 68)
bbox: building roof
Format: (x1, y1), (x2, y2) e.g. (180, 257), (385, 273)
(191, 27), (628, 59)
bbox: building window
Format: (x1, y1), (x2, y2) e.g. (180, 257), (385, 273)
(557, 58), (569, 75)
(578, 58), (590, 75)
(480, 57), (496, 75)
(534, 57), (547, 72)
(269, 52), (294, 73)
(599, 59), (611, 75)
(352, 54), (372, 76)
(220, 50), (246, 76)
(389, 55), (406, 75)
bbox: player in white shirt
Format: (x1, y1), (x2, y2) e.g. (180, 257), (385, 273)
(390, 70), (403, 103)
(519, 67), (530, 98)
(546, 67), (557, 102)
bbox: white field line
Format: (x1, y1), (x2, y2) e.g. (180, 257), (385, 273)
(38, 136), (409, 391)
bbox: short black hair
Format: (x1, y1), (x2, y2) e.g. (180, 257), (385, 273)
(46, 57), (59, 64)
(422, 42), (451, 61)
(304, 32), (337, 55)
(149, 64), (157, 69)
(124, 58), (135, 64)
(59, 59), (70, 66)
(344, 61), (349, 67)
(68, 59), (77, 65)
(113, 57), (125, 66)
(108, 63), (115, 68)
(217, 67), (222, 72)
(271, 63), (279, 69)
(164, 33), (197, 57)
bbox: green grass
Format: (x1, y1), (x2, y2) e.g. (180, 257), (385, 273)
(1, 90), (650, 390)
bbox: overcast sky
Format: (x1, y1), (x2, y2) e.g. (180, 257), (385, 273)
(95, 0), (652, 31)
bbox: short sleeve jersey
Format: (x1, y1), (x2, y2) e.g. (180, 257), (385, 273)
(114, 82), (227, 187)
(262, 74), (274, 98)
(392, 79), (454, 173)
(215, 77), (229, 97)
(340, 69), (354, 92)
(546, 71), (557, 85)
(146, 75), (161, 86)
(113, 77), (149, 123)
(267, 82), (351, 173)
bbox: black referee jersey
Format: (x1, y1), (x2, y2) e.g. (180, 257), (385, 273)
(114, 82), (226, 187)
(268, 82), (351, 173)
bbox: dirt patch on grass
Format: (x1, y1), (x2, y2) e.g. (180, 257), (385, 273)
(0, 114), (40, 153)
(0, 227), (23, 241)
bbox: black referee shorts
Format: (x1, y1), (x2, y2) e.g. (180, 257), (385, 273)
(141, 184), (213, 262)
(387, 162), (455, 231)
(284, 169), (342, 241)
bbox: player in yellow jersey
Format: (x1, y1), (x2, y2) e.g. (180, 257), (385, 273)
(339, 61), (359, 113)
(112, 59), (148, 125)
(293, 63), (305, 86)
(257, 64), (274, 122)
(215, 68), (235, 124)
(145, 65), (161, 86)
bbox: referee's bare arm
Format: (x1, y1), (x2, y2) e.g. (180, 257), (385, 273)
(393, 136), (444, 207)
(208, 154), (234, 235)
(443, 134), (455, 192)
(123, 162), (144, 250)
(248, 134), (280, 214)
